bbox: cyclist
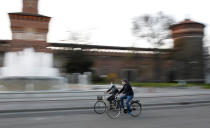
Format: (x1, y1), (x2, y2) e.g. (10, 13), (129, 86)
(106, 82), (119, 104)
(118, 80), (134, 115)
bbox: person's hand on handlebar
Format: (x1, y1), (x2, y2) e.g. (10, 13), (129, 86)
(115, 93), (120, 98)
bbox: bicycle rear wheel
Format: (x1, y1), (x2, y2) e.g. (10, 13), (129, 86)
(130, 102), (142, 117)
(94, 101), (106, 114)
(106, 101), (121, 119)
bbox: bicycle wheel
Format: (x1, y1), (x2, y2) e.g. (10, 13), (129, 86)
(94, 101), (106, 114)
(106, 101), (121, 119)
(130, 102), (142, 117)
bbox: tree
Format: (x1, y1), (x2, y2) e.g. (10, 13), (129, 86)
(132, 12), (175, 82)
(65, 50), (93, 73)
(132, 12), (175, 48)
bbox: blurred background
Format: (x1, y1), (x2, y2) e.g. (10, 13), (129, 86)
(0, 0), (210, 91)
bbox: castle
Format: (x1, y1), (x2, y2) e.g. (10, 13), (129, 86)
(0, 0), (206, 83)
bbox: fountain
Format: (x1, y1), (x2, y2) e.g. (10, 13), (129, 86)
(0, 48), (67, 91)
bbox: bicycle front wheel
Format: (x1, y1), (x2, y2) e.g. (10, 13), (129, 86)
(94, 101), (106, 114)
(130, 102), (142, 117)
(106, 101), (121, 119)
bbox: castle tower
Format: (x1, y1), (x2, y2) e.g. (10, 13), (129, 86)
(170, 19), (205, 82)
(23, 0), (39, 14)
(8, 0), (51, 52)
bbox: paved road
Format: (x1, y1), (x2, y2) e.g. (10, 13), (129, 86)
(0, 105), (210, 128)
(1, 86), (210, 112)
(1, 95), (210, 112)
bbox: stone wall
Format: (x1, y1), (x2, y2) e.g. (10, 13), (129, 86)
(52, 51), (172, 82)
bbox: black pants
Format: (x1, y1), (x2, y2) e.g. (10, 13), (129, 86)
(107, 95), (115, 103)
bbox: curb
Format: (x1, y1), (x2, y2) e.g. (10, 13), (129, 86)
(1, 100), (210, 113)
(1, 93), (210, 103)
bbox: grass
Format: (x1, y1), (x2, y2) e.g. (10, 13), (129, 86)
(203, 84), (210, 89)
(131, 82), (177, 87)
(92, 81), (210, 89)
(131, 82), (210, 89)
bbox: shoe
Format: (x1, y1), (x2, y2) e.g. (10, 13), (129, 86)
(123, 109), (128, 113)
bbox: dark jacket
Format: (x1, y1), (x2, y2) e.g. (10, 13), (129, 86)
(107, 85), (119, 95)
(119, 83), (134, 96)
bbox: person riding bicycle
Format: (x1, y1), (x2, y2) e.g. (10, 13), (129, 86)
(106, 82), (119, 104)
(118, 80), (134, 115)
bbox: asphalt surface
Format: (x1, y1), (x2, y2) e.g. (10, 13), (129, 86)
(0, 86), (210, 112)
(0, 104), (210, 128)
(1, 94), (210, 113)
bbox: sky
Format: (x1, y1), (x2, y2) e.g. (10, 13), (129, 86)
(0, 0), (210, 48)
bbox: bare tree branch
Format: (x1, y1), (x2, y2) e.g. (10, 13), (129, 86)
(132, 12), (175, 48)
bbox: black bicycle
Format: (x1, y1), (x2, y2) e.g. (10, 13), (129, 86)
(93, 91), (116, 114)
(106, 95), (142, 119)
(94, 95), (107, 114)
